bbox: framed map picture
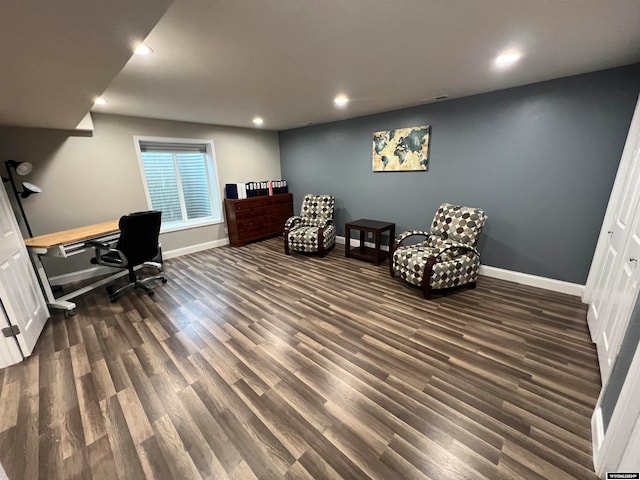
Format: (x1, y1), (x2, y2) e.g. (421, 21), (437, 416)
(372, 125), (430, 172)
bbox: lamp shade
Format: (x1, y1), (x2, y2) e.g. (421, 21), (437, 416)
(5, 160), (33, 176)
(15, 162), (33, 176)
(20, 182), (42, 198)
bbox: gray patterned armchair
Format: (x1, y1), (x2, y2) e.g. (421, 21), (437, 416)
(284, 194), (336, 256)
(390, 203), (487, 299)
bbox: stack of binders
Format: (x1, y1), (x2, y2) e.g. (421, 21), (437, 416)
(271, 180), (288, 194)
(245, 182), (267, 197)
(225, 180), (288, 198)
(224, 183), (247, 199)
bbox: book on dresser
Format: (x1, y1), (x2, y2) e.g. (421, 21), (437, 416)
(224, 193), (294, 247)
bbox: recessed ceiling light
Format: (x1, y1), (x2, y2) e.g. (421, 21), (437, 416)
(494, 50), (522, 67)
(94, 97), (107, 106)
(334, 94), (349, 108)
(253, 116), (264, 126)
(134, 44), (153, 56)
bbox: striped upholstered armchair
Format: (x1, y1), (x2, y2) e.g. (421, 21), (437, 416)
(390, 203), (487, 299)
(284, 194), (336, 257)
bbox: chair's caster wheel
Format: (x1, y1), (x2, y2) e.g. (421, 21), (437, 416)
(106, 286), (114, 294)
(65, 309), (76, 318)
(148, 290), (155, 297)
(110, 297), (118, 303)
(161, 278), (168, 284)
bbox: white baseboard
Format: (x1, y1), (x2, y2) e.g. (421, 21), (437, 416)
(49, 238), (229, 286)
(162, 238), (229, 260)
(591, 407), (604, 472)
(336, 236), (584, 296)
(479, 265), (584, 296)
(49, 266), (113, 286)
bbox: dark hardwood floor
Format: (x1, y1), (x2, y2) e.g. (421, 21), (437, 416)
(0, 238), (601, 479)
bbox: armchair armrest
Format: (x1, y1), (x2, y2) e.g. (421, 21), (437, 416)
(390, 230), (431, 277)
(395, 230), (431, 246)
(86, 240), (128, 267)
(316, 218), (335, 229)
(284, 216), (303, 230)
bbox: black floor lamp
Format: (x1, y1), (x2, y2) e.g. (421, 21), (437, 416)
(2, 160), (42, 237)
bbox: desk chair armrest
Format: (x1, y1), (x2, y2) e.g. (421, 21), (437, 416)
(86, 240), (128, 267)
(85, 240), (110, 250)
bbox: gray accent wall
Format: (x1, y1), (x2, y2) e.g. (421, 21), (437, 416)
(279, 64), (640, 284)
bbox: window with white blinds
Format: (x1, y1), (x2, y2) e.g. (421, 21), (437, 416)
(135, 138), (222, 231)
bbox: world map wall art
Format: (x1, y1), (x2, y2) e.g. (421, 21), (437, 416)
(372, 125), (431, 172)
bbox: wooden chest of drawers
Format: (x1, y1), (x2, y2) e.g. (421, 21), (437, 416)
(224, 193), (294, 247)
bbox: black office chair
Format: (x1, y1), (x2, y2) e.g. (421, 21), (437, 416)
(87, 210), (167, 303)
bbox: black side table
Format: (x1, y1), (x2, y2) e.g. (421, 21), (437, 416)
(344, 219), (395, 266)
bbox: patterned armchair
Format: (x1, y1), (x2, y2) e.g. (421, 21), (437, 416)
(284, 194), (336, 256)
(390, 203), (487, 299)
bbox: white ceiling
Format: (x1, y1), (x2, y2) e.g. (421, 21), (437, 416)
(0, 0), (172, 129)
(3, 1), (640, 131)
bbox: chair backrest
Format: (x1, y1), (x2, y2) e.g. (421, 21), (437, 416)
(430, 203), (487, 245)
(300, 195), (335, 224)
(116, 210), (162, 266)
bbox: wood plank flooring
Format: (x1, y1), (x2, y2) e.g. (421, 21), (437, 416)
(0, 238), (601, 479)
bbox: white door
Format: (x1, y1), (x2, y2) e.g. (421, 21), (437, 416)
(0, 184), (48, 364)
(597, 211), (640, 385)
(587, 97), (640, 385)
(0, 299), (22, 369)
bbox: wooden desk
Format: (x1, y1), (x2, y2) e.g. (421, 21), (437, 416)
(25, 220), (122, 315)
(25, 220), (119, 256)
(344, 219), (395, 266)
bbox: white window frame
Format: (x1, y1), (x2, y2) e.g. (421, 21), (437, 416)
(133, 136), (223, 233)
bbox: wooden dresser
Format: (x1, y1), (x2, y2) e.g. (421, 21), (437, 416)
(224, 193), (294, 246)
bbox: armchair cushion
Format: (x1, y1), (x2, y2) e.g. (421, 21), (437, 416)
(304, 218), (335, 229)
(430, 203), (487, 245)
(301, 195), (334, 221)
(393, 244), (480, 287)
(287, 224), (337, 252)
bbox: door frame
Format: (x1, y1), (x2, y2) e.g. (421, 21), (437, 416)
(584, 94), (640, 307)
(0, 459), (8, 480)
(0, 297), (23, 369)
(592, 341), (640, 475)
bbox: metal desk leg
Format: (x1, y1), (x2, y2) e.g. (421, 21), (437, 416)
(28, 251), (76, 315)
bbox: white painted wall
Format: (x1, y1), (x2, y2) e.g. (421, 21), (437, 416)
(0, 113), (281, 275)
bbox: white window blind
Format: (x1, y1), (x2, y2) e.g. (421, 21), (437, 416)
(137, 139), (221, 230)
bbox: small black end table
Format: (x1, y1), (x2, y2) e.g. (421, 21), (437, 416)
(344, 219), (395, 266)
